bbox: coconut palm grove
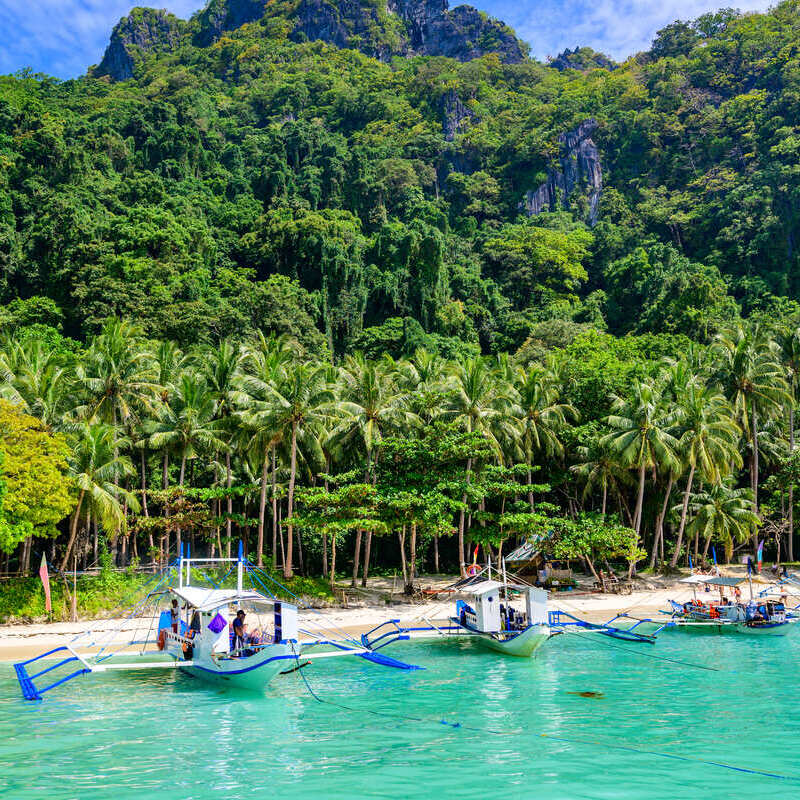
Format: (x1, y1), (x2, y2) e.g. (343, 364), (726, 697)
(4, 0), (800, 608)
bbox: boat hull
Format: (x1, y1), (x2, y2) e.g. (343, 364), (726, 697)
(735, 620), (797, 636)
(178, 643), (296, 690)
(469, 624), (550, 657)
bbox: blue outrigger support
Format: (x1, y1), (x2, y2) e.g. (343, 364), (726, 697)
(361, 619), (463, 652)
(14, 646), (92, 701)
(548, 610), (667, 643)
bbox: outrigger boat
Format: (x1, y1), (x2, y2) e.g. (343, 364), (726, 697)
(361, 578), (551, 657)
(14, 544), (421, 701)
(662, 574), (798, 636)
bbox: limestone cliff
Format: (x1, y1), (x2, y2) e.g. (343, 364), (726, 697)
(94, 8), (186, 81)
(96, 0), (527, 80)
(520, 119), (603, 226)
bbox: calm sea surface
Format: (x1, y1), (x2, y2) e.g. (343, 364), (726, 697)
(1, 630), (797, 799)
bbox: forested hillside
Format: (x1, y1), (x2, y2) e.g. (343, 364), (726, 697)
(3, 1), (800, 595)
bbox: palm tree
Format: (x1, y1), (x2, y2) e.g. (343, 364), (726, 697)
(145, 374), (227, 553)
(685, 484), (760, 563)
(669, 382), (742, 567)
(246, 360), (332, 578)
(571, 430), (629, 519)
(329, 354), (416, 586)
(602, 380), (680, 540)
(713, 323), (789, 516)
(239, 334), (299, 568)
(446, 357), (515, 575)
(514, 363), (577, 508)
(201, 339), (245, 557)
(60, 423), (139, 570)
(74, 319), (158, 431)
(778, 325), (800, 561)
(0, 334), (74, 429)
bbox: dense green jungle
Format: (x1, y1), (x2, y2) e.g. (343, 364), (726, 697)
(3, 0), (800, 610)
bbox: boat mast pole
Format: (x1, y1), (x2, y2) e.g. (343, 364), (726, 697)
(237, 540), (244, 593)
(178, 542), (184, 588)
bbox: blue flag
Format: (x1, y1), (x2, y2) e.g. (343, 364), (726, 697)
(712, 546), (717, 566)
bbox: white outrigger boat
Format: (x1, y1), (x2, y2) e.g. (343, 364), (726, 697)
(362, 577), (551, 658)
(14, 545), (422, 701)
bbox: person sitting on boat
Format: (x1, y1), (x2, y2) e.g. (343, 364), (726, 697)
(232, 610), (247, 654)
(170, 599), (180, 633)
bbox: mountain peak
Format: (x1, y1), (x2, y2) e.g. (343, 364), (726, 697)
(94, 7), (186, 80)
(94, 0), (527, 81)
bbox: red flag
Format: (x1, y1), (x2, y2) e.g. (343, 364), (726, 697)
(39, 553), (51, 614)
(472, 544), (479, 564)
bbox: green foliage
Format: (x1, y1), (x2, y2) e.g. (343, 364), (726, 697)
(0, 400), (74, 552)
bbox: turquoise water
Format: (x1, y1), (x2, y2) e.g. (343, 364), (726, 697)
(1, 631), (798, 799)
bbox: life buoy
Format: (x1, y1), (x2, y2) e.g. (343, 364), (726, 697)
(157, 629), (166, 651)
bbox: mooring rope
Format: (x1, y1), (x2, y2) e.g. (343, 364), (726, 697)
(290, 646), (800, 783)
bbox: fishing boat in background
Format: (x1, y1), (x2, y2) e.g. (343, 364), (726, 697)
(664, 574), (797, 636)
(13, 544), (422, 702)
(362, 573), (551, 657)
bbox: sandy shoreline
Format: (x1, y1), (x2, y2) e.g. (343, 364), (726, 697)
(0, 581), (710, 661)
(2, 570), (789, 661)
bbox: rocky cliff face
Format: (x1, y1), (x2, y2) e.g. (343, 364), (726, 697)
(94, 8), (186, 81)
(520, 119), (603, 226)
(549, 46), (616, 72)
(195, 0), (266, 47)
(96, 0), (526, 80)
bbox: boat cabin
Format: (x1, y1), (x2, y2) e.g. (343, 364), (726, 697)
(457, 580), (547, 634)
(159, 587), (298, 660)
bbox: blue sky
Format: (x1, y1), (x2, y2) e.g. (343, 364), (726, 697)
(0, 0), (776, 79)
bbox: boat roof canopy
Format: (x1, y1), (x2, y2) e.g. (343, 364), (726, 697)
(703, 576), (745, 587)
(461, 579), (535, 596)
(169, 586), (272, 611)
(679, 574), (744, 587)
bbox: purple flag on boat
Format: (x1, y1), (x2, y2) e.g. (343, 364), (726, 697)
(208, 613), (227, 634)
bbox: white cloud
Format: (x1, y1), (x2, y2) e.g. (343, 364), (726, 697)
(487, 0), (775, 61)
(0, 0), (200, 78)
(0, 0), (781, 78)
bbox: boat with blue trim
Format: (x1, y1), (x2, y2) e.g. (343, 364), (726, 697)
(13, 543), (422, 701)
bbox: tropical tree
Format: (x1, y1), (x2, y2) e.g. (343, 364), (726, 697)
(60, 423), (139, 571)
(602, 380), (680, 539)
(329, 354), (416, 586)
(669, 382), (742, 567)
(446, 357), (515, 575)
(685, 484), (760, 563)
(513, 363), (576, 507)
(713, 323), (789, 515)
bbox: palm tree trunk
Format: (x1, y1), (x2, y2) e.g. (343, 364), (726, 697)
(434, 535), (439, 573)
(457, 457), (473, 577)
(140, 450), (149, 517)
(650, 476), (673, 570)
(351, 530), (362, 588)
(257, 453), (269, 567)
(527, 466), (534, 511)
(670, 464), (695, 568)
(271, 446), (278, 569)
(361, 532), (372, 587)
(60, 490), (86, 571)
(407, 523), (417, 594)
(398, 526), (408, 592)
(633, 463), (646, 535)
(284, 421), (297, 579)
(752, 404), (760, 554)
(176, 455), (186, 555)
(329, 533), (337, 589)
(162, 452), (170, 557)
(322, 468), (329, 578)
(601, 480), (607, 519)
(790, 407), (795, 562)
(225, 451), (233, 559)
